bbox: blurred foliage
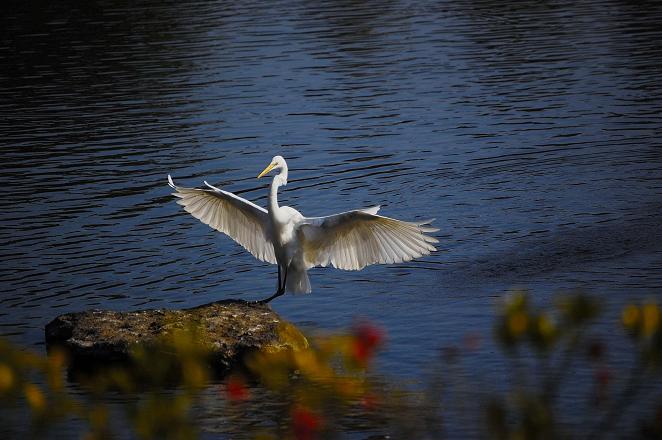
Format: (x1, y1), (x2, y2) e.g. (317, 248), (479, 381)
(489, 291), (662, 440)
(1, 292), (661, 439)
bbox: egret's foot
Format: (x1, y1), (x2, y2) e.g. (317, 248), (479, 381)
(256, 289), (285, 304)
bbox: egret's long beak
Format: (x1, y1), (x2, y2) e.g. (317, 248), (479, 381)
(257, 162), (277, 179)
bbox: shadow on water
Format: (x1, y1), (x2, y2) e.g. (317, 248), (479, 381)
(444, 203), (662, 284)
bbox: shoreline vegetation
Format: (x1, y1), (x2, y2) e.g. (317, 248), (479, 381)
(1, 291), (660, 439)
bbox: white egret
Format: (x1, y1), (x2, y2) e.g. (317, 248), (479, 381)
(168, 156), (438, 303)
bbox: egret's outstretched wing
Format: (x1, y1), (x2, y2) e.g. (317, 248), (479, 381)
(168, 175), (277, 264)
(300, 207), (438, 270)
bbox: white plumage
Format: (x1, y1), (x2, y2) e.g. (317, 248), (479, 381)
(168, 155), (438, 302)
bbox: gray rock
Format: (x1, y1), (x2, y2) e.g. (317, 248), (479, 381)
(45, 299), (307, 371)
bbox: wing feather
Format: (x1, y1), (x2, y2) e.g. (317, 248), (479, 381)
(168, 175), (277, 264)
(386, 223), (419, 258)
(300, 209), (438, 271)
(374, 224), (396, 263)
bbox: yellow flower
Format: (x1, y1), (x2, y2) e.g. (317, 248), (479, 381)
(47, 348), (67, 391)
(621, 304), (640, 330)
(182, 360), (208, 389)
(24, 383), (46, 412)
(0, 363), (14, 393)
(537, 314), (555, 340)
(506, 290), (528, 313)
(508, 312), (528, 337)
(88, 405), (109, 429)
(642, 303), (660, 336)
(293, 350), (331, 379)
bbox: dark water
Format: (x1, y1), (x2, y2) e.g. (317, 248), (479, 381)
(2, 0), (662, 437)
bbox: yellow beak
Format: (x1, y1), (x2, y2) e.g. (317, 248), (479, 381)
(257, 161), (277, 179)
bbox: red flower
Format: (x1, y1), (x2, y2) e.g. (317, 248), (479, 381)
(592, 368), (611, 406)
(225, 375), (249, 401)
(360, 392), (380, 411)
(292, 406), (323, 440)
(351, 321), (385, 366)
(595, 368), (611, 386)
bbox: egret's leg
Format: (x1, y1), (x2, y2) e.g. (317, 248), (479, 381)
(258, 266), (287, 304)
(281, 266), (288, 292)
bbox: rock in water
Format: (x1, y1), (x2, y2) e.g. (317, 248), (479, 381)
(45, 299), (307, 371)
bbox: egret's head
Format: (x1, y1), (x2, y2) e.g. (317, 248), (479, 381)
(257, 155), (288, 184)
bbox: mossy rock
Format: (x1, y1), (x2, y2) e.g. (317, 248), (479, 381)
(45, 299), (308, 372)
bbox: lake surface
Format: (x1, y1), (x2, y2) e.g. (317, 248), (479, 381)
(1, 0), (661, 437)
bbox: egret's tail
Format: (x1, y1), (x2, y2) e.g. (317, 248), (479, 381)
(286, 267), (311, 294)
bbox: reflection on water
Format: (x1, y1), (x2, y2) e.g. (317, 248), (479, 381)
(1, 0), (661, 436)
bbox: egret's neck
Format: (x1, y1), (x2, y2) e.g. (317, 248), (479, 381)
(269, 172), (287, 213)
